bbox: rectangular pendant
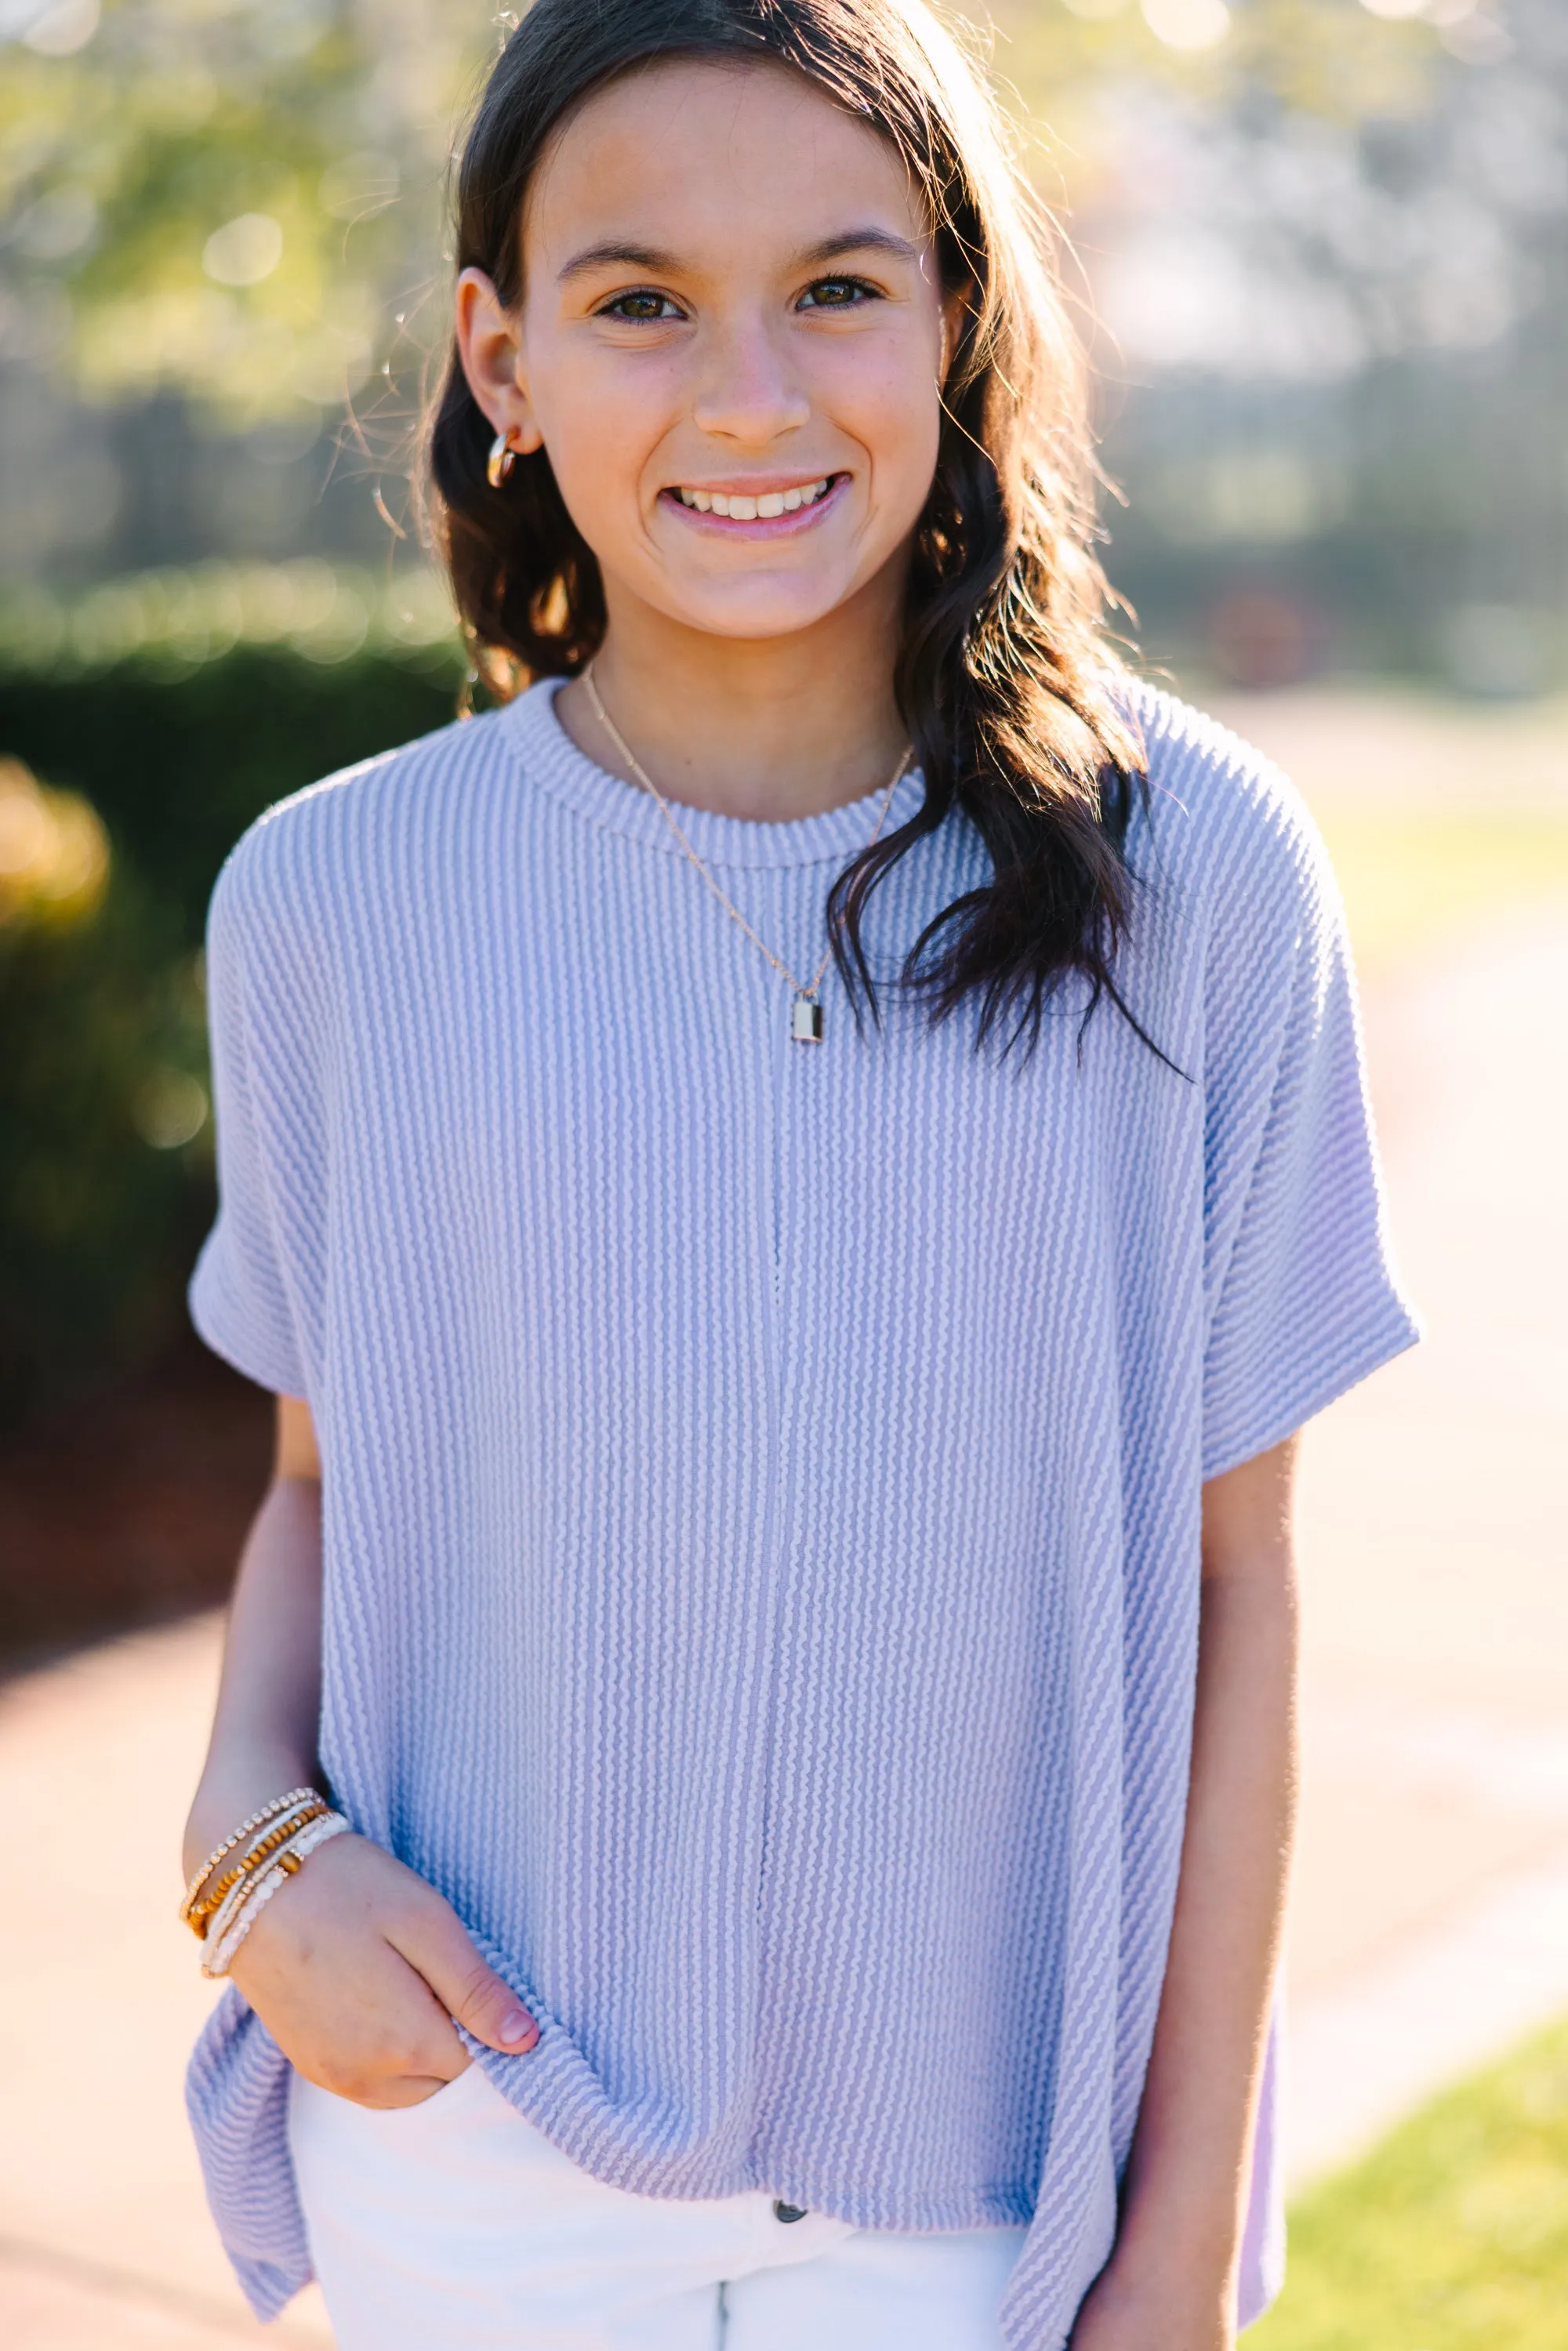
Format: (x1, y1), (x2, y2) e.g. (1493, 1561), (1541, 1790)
(790, 995), (823, 1043)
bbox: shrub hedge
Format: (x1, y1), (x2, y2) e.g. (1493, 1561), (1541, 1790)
(0, 566), (466, 1428)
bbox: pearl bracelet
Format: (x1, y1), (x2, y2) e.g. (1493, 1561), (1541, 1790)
(201, 1812), (351, 1979)
(180, 1787), (321, 1924)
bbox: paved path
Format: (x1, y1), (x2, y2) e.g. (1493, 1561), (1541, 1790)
(1283, 907), (1568, 2182)
(0, 1618), (333, 2347)
(2, 785), (1563, 2341)
(1213, 689), (1568, 2181)
(1210, 684), (1568, 811)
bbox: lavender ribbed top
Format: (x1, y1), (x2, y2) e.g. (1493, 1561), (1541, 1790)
(186, 680), (1416, 2349)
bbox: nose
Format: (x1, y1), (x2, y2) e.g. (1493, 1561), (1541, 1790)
(691, 310), (810, 446)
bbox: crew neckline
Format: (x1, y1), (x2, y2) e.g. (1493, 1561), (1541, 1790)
(501, 676), (926, 871)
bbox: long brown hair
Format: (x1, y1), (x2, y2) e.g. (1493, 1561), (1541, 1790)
(429, 0), (1149, 1050)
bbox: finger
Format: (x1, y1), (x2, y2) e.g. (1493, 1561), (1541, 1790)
(235, 1922), (475, 2097)
(389, 1901), (540, 2055)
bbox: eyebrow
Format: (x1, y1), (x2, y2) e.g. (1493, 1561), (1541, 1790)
(557, 240), (674, 282)
(797, 228), (923, 268)
(554, 227), (924, 283)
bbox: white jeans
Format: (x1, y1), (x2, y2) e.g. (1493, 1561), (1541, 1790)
(289, 2063), (1028, 2350)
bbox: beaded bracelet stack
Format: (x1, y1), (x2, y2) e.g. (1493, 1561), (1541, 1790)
(180, 1785), (350, 1979)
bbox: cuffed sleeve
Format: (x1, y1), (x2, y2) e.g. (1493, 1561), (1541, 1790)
(187, 851), (311, 1399)
(1200, 787), (1417, 1480)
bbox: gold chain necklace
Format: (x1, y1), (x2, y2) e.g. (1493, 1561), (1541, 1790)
(582, 663), (908, 1043)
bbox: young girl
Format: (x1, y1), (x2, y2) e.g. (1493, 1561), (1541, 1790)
(179, 3), (1417, 2347)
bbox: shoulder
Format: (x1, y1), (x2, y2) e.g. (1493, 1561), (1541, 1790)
(207, 709), (513, 946)
(1124, 680), (1339, 952)
(212, 709), (510, 902)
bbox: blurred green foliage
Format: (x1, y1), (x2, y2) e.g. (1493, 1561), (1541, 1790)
(1251, 2013), (1568, 2350)
(1, 0), (491, 421)
(0, 863), (204, 1427)
(992, 0), (1443, 170)
(0, 562), (463, 928)
(0, 564), (463, 1425)
(0, 0), (1446, 426)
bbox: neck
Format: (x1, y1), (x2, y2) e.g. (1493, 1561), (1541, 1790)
(554, 571), (908, 823)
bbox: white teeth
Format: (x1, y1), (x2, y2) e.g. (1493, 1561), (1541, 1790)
(674, 476), (834, 515)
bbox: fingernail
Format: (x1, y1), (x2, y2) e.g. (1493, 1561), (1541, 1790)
(499, 2008), (535, 2047)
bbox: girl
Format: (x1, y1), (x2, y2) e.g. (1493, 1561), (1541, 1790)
(179, 2), (1416, 2347)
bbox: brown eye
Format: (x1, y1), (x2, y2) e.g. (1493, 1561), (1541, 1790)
(601, 290), (680, 321)
(799, 277), (877, 310)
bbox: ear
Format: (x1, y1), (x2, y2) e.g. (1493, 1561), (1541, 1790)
(454, 267), (544, 454)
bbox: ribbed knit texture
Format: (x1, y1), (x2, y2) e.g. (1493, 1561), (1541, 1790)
(186, 679), (1416, 2349)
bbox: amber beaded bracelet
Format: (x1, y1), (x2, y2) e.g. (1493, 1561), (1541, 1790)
(185, 1802), (331, 1939)
(179, 1786), (318, 1926)
(201, 1812), (351, 1979)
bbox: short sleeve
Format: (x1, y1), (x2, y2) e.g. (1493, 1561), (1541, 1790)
(1200, 785), (1418, 1480)
(187, 854), (310, 1400)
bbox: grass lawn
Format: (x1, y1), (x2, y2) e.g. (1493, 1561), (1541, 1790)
(1313, 811), (1568, 973)
(1248, 2016), (1568, 2350)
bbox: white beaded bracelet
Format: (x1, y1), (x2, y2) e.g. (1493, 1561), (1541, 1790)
(194, 1800), (331, 1949)
(198, 1805), (340, 1963)
(180, 1786), (321, 1923)
(202, 1812), (351, 1980)
(202, 1812), (350, 1979)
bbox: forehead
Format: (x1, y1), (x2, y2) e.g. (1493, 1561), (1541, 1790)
(523, 56), (928, 275)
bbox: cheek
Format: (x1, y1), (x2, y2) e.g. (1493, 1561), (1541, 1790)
(818, 334), (942, 495)
(532, 346), (677, 515)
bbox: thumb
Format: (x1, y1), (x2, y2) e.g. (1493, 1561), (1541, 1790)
(396, 1899), (541, 2055)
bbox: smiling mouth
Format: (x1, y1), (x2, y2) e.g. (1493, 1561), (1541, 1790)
(665, 475), (839, 521)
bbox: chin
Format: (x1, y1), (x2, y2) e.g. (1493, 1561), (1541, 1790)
(661, 579), (858, 642)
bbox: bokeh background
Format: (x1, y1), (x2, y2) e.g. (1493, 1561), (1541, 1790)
(2, 2), (1566, 2346)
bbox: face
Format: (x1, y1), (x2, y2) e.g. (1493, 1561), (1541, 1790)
(456, 58), (961, 646)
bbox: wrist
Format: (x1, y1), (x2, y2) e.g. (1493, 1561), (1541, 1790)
(1111, 2180), (1242, 2295)
(1113, 2139), (1247, 2284)
(1074, 2235), (1232, 2351)
(1102, 2214), (1236, 2313)
(183, 1755), (323, 1885)
(1074, 2257), (1233, 2351)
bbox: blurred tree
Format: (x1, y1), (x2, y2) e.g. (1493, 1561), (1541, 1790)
(1, 0), (1562, 661)
(985, 2), (1563, 380)
(1011, 0), (1568, 683)
(0, 0), (1455, 425)
(0, 0), (495, 431)
(994, 0), (1444, 161)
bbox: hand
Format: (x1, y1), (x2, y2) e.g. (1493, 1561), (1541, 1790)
(223, 1830), (539, 2108)
(1068, 2253), (1233, 2351)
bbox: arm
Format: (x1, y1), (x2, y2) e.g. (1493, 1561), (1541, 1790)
(183, 1397), (325, 1872)
(183, 1397), (539, 2106)
(1072, 1435), (1299, 2351)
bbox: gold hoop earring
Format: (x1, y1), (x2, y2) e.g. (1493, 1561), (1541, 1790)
(487, 429), (521, 488)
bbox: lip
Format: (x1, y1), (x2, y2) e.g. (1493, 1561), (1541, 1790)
(658, 473), (849, 541)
